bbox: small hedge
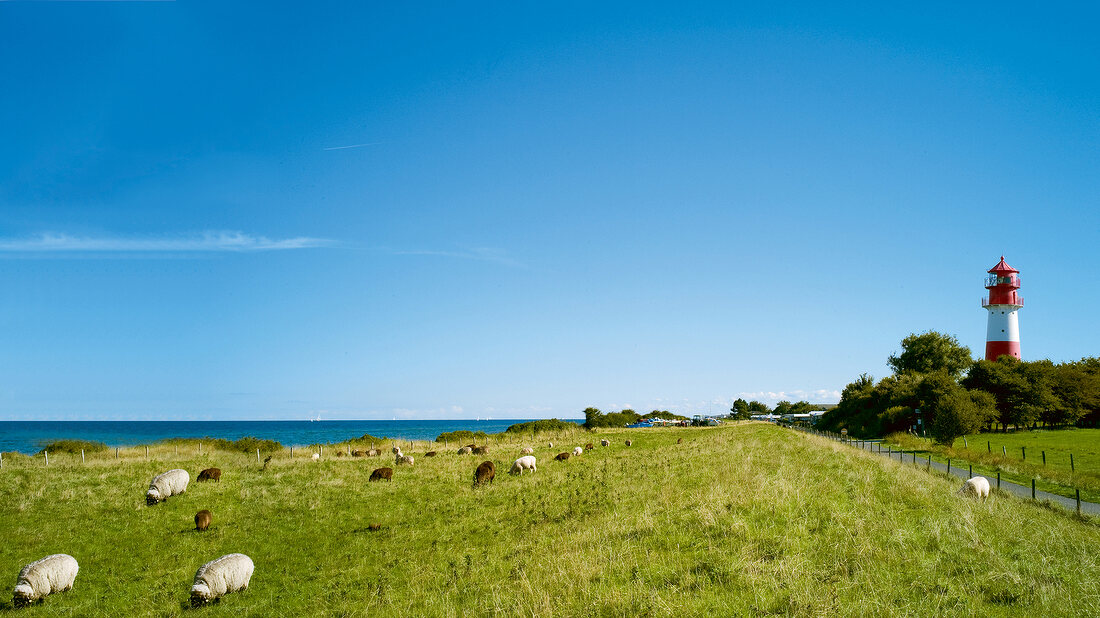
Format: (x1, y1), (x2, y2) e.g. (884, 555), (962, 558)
(38, 440), (109, 455)
(505, 419), (580, 434)
(158, 436), (282, 453)
(435, 430), (489, 444)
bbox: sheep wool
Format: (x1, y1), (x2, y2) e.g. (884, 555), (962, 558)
(146, 469), (190, 505)
(190, 553), (254, 607)
(958, 476), (991, 500)
(510, 455), (537, 475)
(12, 554), (78, 607)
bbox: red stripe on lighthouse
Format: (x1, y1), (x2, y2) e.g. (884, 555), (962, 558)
(985, 340), (1020, 361)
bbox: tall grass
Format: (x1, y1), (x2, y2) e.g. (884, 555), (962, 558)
(1, 423), (1098, 616)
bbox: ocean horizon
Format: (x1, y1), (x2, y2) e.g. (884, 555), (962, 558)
(0, 419), (584, 454)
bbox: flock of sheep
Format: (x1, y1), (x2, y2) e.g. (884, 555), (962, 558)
(9, 432), (993, 609)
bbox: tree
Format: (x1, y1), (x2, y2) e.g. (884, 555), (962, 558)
(928, 387), (996, 446)
(887, 331), (973, 378)
(963, 358), (1056, 430)
(730, 398), (751, 420)
(582, 407), (602, 430)
(772, 401), (793, 416)
(747, 400), (771, 413)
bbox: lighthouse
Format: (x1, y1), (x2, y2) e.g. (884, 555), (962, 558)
(982, 256), (1023, 361)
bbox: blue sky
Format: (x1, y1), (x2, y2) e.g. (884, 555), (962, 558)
(1, 2), (1097, 421)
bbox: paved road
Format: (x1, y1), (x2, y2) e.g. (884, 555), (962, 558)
(796, 428), (1099, 517)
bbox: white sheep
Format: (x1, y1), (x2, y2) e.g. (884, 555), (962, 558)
(392, 446), (402, 454)
(547, 442), (553, 449)
(11, 554), (78, 608)
(625, 439), (632, 446)
(311, 453), (320, 461)
(958, 476), (991, 500)
(520, 447), (534, 455)
(146, 469), (190, 505)
(510, 455), (537, 475)
(572, 446), (583, 457)
(190, 553), (254, 607)
(396, 454), (414, 466)
(456, 446), (473, 455)
(600, 439), (610, 447)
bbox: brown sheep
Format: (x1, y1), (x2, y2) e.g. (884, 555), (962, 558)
(336, 450), (346, 457)
(473, 461), (496, 487)
(554, 452), (571, 461)
(368, 523), (382, 532)
(197, 468), (222, 482)
(584, 443), (594, 450)
(195, 509), (212, 532)
(352, 450), (365, 457)
(369, 467), (394, 482)
(625, 439), (632, 446)
(367, 449), (381, 457)
(677, 438), (683, 444)
(425, 451), (438, 457)
(465, 444), (476, 449)
(472, 446), (488, 455)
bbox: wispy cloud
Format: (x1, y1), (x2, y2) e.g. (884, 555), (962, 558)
(0, 232), (335, 253)
(389, 246), (523, 267)
(323, 142), (382, 151)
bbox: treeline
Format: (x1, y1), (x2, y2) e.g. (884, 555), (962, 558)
(582, 407), (689, 429)
(728, 399), (829, 420)
(819, 331), (1100, 445)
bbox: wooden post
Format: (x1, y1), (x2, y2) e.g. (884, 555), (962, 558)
(1002, 445), (1006, 457)
(257, 449), (260, 463)
(969, 464), (972, 478)
(1071, 454), (1075, 472)
(1, 451), (4, 469)
(45, 450), (49, 466)
(912, 452), (916, 464)
(347, 445), (351, 456)
(1031, 478), (1036, 500)
(199, 442), (202, 455)
(115, 447), (119, 459)
(145, 446), (149, 459)
(290, 446), (294, 457)
(81, 449), (85, 464)
(947, 458), (950, 476)
(1022, 446), (1026, 460)
(1042, 450), (1046, 465)
(963, 438), (967, 449)
(997, 472), (1000, 489)
(927, 454), (931, 471)
(320, 446), (323, 457)
(1077, 489), (1082, 515)
(987, 441), (991, 453)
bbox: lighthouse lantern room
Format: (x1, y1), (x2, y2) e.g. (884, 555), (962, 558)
(982, 256), (1023, 361)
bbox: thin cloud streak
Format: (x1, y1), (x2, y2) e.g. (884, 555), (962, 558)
(323, 142), (382, 151)
(0, 232), (335, 253)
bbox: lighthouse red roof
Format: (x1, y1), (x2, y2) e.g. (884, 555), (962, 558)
(987, 256), (1018, 275)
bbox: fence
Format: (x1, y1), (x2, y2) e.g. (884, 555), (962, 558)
(789, 425), (1093, 517)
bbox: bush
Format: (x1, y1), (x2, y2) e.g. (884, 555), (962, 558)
(158, 436), (282, 453)
(38, 440), (109, 454)
(505, 419), (580, 434)
(355, 433), (387, 444)
(436, 430), (489, 444)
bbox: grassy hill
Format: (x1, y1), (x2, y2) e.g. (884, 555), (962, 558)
(1, 423), (1098, 616)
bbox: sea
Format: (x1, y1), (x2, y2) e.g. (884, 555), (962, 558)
(0, 419), (583, 454)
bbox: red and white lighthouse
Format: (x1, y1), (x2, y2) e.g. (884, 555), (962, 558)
(982, 256), (1023, 361)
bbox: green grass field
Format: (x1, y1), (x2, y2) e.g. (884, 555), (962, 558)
(2, 423), (1099, 616)
(884, 428), (1100, 504)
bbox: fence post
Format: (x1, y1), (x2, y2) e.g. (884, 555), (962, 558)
(1077, 489), (1082, 515)
(145, 446), (149, 459)
(1042, 450), (1046, 465)
(997, 472), (1000, 489)
(1071, 454), (1075, 472)
(115, 447), (119, 459)
(1031, 479), (1036, 500)
(927, 454), (931, 471)
(81, 449), (85, 464)
(913, 452), (916, 464)
(1022, 446), (1026, 461)
(45, 450), (49, 466)
(947, 458), (951, 476)
(257, 449), (260, 463)
(969, 464), (972, 478)
(1003, 446), (1006, 457)
(963, 438), (967, 449)
(290, 447), (293, 457)
(199, 441), (202, 455)
(1, 451), (3, 469)
(987, 441), (991, 453)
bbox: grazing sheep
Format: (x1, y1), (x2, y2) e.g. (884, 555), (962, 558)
(336, 450), (346, 457)
(572, 446), (583, 457)
(195, 510), (212, 532)
(425, 451), (438, 457)
(554, 452), (571, 462)
(11, 554), (78, 608)
(677, 438), (683, 444)
(457, 446), (473, 455)
(600, 439), (609, 447)
(473, 446), (488, 455)
(520, 447), (534, 455)
(958, 476), (991, 500)
(625, 439), (632, 446)
(197, 468), (222, 482)
(510, 455), (537, 475)
(392, 446), (402, 454)
(352, 450), (365, 457)
(367, 449), (381, 457)
(189, 553), (254, 607)
(396, 454), (414, 466)
(473, 461), (496, 487)
(146, 469), (190, 506)
(311, 453), (320, 461)
(585, 443), (594, 450)
(465, 444), (476, 449)
(368, 523), (382, 532)
(548, 442), (554, 448)
(369, 467), (393, 482)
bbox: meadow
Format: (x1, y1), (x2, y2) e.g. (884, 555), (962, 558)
(884, 428), (1100, 504)
(1, 423), (1099, 616)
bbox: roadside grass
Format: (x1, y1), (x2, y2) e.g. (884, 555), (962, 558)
(884, 429), (1100, 504)
(0, 423), (1097, 616)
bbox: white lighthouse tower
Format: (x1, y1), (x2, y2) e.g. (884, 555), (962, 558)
(982, 256), (1023, 361)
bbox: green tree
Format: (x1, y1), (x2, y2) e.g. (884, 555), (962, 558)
(928, 387), (996, 446)
(582, 407), (602, 430)
(887, 331), (973, 378)
(747, 400), (771, 413)
(730, 398), (751, 420)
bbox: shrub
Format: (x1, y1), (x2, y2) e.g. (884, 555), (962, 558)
(505, 419), (580, 434)
(38, 440), (109, 454)
(436, 430), (489, 443)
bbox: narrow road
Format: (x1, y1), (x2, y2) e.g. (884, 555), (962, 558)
(795, 427), (1099, 517)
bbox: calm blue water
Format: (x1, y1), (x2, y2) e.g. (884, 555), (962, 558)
(0, 420), (582, 454)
